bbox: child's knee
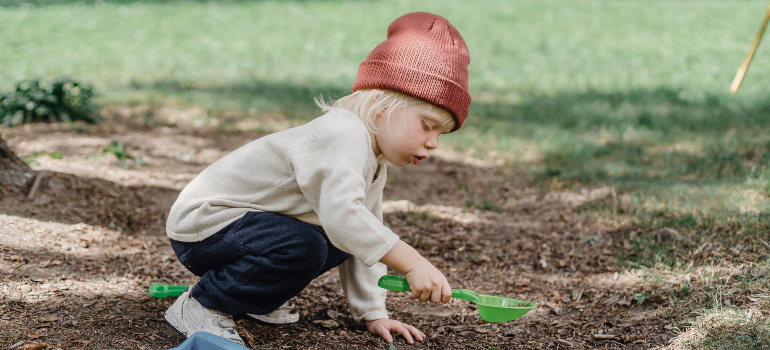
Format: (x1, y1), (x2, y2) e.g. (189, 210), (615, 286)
(284, 232), (329, 271)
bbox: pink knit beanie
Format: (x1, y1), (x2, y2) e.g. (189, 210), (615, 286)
(353, 12), (471, 132)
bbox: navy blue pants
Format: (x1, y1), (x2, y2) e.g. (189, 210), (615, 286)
(170, 211), (351, 317)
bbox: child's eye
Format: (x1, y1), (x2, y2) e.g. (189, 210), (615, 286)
(422, 121), (432, 131)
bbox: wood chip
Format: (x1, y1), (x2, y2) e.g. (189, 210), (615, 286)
(602, 295), (620, 305)
(38, 317), (58, 322)
(313, 319), (339, 329)
(556, 338), (574, 347)
(551, 306), (563, 316)
(593, 334), (616, 340)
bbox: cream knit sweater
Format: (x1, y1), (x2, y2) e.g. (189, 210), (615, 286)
(166, 108), (399, 321)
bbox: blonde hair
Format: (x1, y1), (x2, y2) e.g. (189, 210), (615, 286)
(315, 89), (455, 134)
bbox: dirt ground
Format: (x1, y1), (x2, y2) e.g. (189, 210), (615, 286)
(1, 105), (682, 350)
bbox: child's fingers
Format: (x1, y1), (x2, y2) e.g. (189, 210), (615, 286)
(403, 324), (426, 342)
(430, 288), (443, 303)
(393, 325), (416, 344)
(441, 282), (452, 303)
(374, 325), (394, 343)
(420, 290), (433, 303)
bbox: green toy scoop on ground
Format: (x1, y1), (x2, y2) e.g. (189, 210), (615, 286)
(378, 275), (535, 323)
(149, 283), (190, 299)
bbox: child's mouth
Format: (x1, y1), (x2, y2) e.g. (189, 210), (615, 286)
(412, 156), (419, 165)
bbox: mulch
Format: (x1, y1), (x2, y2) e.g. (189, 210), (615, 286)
(0, 113), (683, 349)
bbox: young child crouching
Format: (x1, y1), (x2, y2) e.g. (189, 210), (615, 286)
(164, 11), (471, 346)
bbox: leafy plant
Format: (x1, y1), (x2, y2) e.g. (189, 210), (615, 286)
(0, 78), (102, 126)
(102, 140), (145, 169)
(21, 151), (63, 166)
(633, 292), (647, 306)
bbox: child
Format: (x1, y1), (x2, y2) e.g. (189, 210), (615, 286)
(164, 11), (471, 346)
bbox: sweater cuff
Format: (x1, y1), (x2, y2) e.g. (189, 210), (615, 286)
(358, 310), (390, 323)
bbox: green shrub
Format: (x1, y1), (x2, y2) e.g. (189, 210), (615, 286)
(0, 78), (102, 126)
(102, 140), (146, 169)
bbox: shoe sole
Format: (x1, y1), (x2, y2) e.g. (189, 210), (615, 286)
(165, 311), (190, 338)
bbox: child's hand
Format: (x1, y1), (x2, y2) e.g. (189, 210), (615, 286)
(379, 240), (452, 304)
(404, 259), (452, 303)
(365, 318), (426, 344)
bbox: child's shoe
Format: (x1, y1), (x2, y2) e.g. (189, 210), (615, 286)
(247, 301), (300, 324)
(165, 288), (245, 346)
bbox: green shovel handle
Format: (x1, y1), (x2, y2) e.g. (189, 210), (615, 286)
(377, 275), (480, 303)
(149, 283), (191, 298)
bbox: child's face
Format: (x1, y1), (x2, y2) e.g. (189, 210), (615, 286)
(371, 104), (454, 167)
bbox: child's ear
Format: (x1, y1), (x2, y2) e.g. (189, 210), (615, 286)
(375, 107), (387, 120)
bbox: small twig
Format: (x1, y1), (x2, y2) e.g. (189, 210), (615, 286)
(556, 338), (574, 347)
(26, 171), (46, 200)
(593, 334), (616, 340)
(759, 238), (770, 251)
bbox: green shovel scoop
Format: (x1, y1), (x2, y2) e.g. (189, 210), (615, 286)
(148, 283), (190, 298)
(378, 275), (535, 323)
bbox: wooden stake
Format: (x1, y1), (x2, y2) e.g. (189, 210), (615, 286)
(731, 1), (770, 94)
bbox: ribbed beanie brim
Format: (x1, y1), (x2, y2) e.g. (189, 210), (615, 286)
(353, 12), (471, 132)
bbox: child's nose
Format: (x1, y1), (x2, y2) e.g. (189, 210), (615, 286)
(425, 135), (438, 150)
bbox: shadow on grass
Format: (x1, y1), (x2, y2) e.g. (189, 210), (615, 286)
(473, 87), (770, 134)
(128, 78), (351, 122)
(466, 88), (770, 186)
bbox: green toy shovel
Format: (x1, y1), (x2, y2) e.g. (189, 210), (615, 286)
(149, 283), (190, 298)
(378, 275), (535, 323)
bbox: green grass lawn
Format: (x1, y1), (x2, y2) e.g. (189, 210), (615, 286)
(2, 0), (770, 345)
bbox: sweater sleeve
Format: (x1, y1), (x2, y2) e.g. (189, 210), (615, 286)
(338, 182), (389, 322)
(289, 124), (399, 267)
